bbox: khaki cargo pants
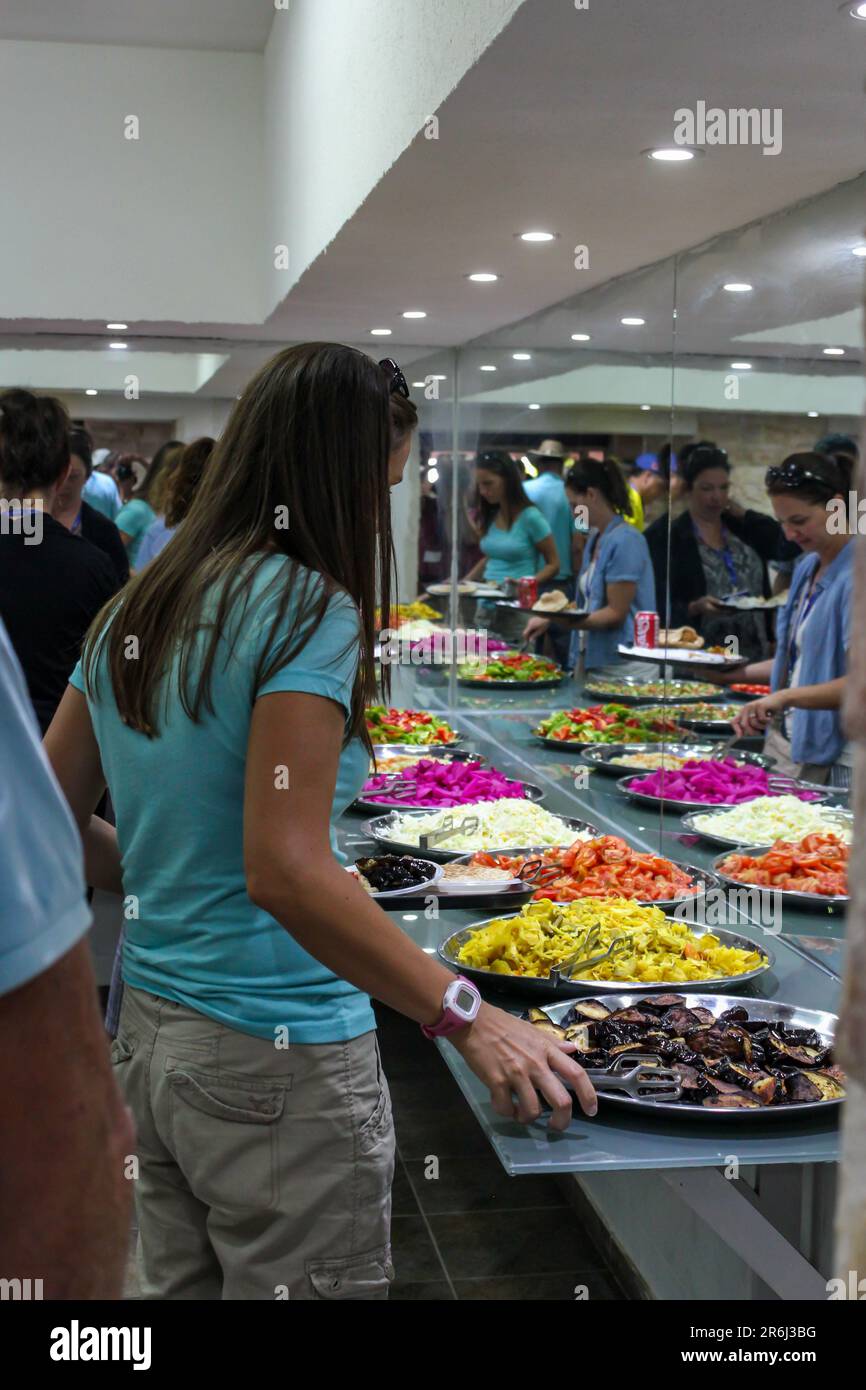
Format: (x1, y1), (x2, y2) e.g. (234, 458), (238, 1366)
(111, 985), (395, 1300)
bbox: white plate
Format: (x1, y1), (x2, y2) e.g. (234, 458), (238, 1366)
(618, 644), (748, 668)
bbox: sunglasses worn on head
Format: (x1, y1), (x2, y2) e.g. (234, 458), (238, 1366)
(379, 358), (410, 399)
(765, 460), (839, 491)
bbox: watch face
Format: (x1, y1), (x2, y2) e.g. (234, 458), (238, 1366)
(455, 985), (477, 1014)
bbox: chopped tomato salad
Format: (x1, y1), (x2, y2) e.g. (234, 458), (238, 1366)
(470, 835), (700, 903)
(718, 833), (848, 898)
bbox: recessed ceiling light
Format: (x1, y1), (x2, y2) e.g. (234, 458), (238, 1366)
(108, 341), (128, 350)
(85, 388), (98, 396)
(848, 2), (866, 18)
(640, 405), (652, 411)
(807, 411), (820, 418)
(370, 328), (392, 336)
(723, 282), (753, 293)
(402, 310), (427, 319)
(621, 317), (645, 326)
(528, 403), (541, 410)
(467, 272), (499, 283)
(412, 381), (426, 388)
(730, 361), (752, 370)
(431, 374), (447, 381)
(518, 231), (556, 243)
(646, 148), (695, 162)
(479, 364), (497, 372)
(106, 322), (127, 331)
(852, 245), (866, 257)
(571, 333), (591, 342)
(512, 352), (532, 361)
(823, 347), (845, 355)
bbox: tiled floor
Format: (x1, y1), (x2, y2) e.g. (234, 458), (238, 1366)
(123, 1006), (625, 1300)
(376, 1003), (624, 1301)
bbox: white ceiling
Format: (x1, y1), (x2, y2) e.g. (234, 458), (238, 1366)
(0, 0), (276, 52)
(1, 0), (864, 409)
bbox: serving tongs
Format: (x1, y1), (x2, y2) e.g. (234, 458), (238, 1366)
(548, 923), (632, 985)
(581, 1053), (682, 1101)
(419, 815), (480, 851)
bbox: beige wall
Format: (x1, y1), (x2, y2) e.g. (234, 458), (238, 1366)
(688, 411), (827, 514)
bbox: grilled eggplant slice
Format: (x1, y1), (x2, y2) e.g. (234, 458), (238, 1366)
(803, 1070), (845, 1101)
(564, 1023), (592, 1051)
(673, 1063), (709, 1098)
(706, 1076), (742, 1095)
(703, 1092), (761, 1110)
(784, 1073), (823, 1104)
(766, 1033), (830, 1068)
(605, 1008), (657, 1026)
(660, 1006), (705, 1032)
(719, 1006), (749, 1024)
(648, 994), (687, 1009)
(751, 1074), (779, 1106)
(567, 999), (611, 1022)
(689, 1007), (716, 1027)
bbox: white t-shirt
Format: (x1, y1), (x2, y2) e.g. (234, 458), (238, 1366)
(0, 620), (91, 996)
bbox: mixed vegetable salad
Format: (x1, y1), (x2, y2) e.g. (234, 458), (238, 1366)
(584, 678), (719, 700)
(365, 707), (458, 745)
(534, 704), (686, 744)
(457, 651), (562, 683)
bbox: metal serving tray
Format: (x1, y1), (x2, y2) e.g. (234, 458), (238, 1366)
(437, 916), (772, 998)
(616, 774), (832, 813)
(362, 814), (600, 862)
(582, 678), (725, 705)
(457, 672), (565, 691)
(712, 849), (848, 914)
(681, 807), (853, 850)
(582, 742), (774, 778)
(539, 993), (841, 1121)
(352, 781), (545, 815)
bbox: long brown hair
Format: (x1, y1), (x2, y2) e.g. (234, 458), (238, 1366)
(83, 344), (400, 749)
(164, 436), (215, 527)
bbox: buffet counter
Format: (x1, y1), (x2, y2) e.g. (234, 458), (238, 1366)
(338, 666), (848, 1297)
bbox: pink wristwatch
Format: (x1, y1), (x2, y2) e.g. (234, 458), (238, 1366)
(421, 976), (482, 1039)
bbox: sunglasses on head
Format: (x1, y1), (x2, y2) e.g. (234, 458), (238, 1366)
(765, 460), (840, 491)
(379, 358), (410, 399)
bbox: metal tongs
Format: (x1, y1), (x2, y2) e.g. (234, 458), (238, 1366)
(582, 1053), (683, 1101)
(548, 923), (633, 985)
(419, 815), (480, 851)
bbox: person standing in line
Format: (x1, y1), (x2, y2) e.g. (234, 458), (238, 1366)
(0, 617), (133, 1299)
(115, 439), (183, 569)
(46, 346), (596, 1302)
(53, 427), (130, 586)
(0, 390), (121, 734)
(83, 446), (122, 521)
(524, 440), (575, 666)
(137, 437), (216, 567)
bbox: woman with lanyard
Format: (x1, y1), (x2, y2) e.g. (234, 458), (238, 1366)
(645, 444), (791, 660)
(524, 457), (656, 677)
(721, 453), (854, 788)
(45, 347), (595, 1301)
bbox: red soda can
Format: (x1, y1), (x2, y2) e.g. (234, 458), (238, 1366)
(634, 611), (659, 648)
(518, 577), (538, 610)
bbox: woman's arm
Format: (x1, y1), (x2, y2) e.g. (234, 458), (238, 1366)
(734, 677), (846, 736)
(533, 534), (559, 587)
(44, 688), (123, 895)
(581, 580), (636, 632)
(462, 555), (488, 581)
(244, 690), (596, 1128)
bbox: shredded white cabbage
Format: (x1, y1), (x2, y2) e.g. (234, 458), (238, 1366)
(390, 798), (590, 850)
(693, 795), (852, 843)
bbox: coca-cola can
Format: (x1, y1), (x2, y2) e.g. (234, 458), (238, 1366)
(518, 577), (538, 610)
(634, 611), (659, 648)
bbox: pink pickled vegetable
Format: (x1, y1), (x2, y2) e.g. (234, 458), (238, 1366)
(625, 758), (822, 805)
(362, 759), (528, 807)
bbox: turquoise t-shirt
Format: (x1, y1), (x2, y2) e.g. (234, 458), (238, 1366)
(115, 498), (156, 567)
(523, 474), (573, 580)
(480, 504), (552, 582)
(70, 557), (374, 1045)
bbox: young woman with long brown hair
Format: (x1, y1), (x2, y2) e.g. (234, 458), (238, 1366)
(45, 345), (595, 1301)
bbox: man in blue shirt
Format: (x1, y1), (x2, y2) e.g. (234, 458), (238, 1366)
(0, 619), (132, 1295)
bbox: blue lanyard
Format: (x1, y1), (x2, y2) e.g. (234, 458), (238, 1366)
(786, 576), (821, 678)
(692, 519), (739, 590)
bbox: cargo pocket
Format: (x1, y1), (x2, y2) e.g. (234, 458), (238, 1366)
(357, 1078), (393, 1156)
(166, 1063), (288, 1213)
(307, 1245), (394, 1301)
(109, 1034), (136, 1067)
